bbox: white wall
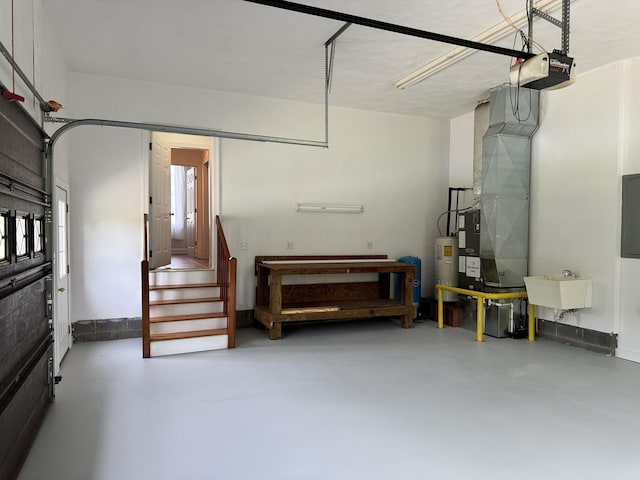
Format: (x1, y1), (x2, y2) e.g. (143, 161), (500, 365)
(64, 73), (450, 318)
(66, 126), (146, 319)
(450, 58), (640, 362)
(37, 1), (70, 184)
(449, 111), (474, 188)
(530, 63), (623, 334)
(448, 111), (476, 225)
(618, 57), (640, 363)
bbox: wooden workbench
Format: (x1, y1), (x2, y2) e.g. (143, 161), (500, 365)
(254, 255), (417, 339)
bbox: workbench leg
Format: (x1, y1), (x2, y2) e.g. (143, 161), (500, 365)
(528, 303), (536, 342)
(437, 288), (444, 329)
(476, 297), (484, 342)
(269, 274), (283, 315)
(268, 322), (282, 340)
(399, 272), (414, 328)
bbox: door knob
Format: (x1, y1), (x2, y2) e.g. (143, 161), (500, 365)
(58, 287), (65, 292)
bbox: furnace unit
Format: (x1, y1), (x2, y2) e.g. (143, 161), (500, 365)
(457, 209), (483, 291)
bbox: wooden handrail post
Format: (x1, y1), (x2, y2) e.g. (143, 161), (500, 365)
(141, 259), (150, 358)
(143, 213), (149, 261)
(215, 215), (237, 349)
(141, 214), (150, 358)
(227, 257), (237, 348)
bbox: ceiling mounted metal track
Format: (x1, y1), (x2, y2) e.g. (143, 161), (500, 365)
(325, 23), (351, 95)
(243, 0), (535, 61)
(44, 117), (328, 157)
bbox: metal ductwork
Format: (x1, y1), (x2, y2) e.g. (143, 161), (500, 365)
(473, 101), (490, 202)
(480, 84), (539, 288)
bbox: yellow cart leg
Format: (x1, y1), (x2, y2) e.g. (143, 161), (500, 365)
(437, 287), (444, 329)
(476, 297), (484, 342)
(528, 303), (535, 342)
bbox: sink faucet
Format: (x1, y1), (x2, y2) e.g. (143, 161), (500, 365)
(562, 269), (575, 278)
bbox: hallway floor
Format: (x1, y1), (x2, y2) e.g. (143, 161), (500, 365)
(168, 254), (209, 269)
(17, 320), (640, 480)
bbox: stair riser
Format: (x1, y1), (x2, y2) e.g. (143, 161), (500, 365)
(150, 302), (224, 318)
(150, 287), (221, 302)
(150, 335), (228, 357)
(150, 269), (216, 287)
(150, 317), (227, 335)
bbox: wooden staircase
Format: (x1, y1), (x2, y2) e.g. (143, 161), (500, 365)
(141, 216), (237, 357)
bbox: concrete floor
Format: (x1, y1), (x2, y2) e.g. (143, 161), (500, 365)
(17, 320), (640, 480)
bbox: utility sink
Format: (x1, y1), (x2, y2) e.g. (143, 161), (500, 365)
(523, 275), (592, 310)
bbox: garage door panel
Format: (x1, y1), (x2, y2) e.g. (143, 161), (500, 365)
(0, 88), (53, 480)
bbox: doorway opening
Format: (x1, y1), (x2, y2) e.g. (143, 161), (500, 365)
(148, 132), (217, 271)
(54, 182), (72, 372)
(170, 148), (210, 269)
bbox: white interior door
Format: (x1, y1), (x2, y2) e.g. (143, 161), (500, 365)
(186, 166), (196, 257)
(55, 185), (71, 373)
(149, 133), (172, 269)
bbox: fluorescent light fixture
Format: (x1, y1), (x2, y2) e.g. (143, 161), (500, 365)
(395, 0), (564, 89)
(296, 203), (364, 213)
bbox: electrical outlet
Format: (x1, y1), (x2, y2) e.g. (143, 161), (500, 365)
(240, 242), (249, 250)
(287, 241), (295, 250)
(366, 241), (373, 249)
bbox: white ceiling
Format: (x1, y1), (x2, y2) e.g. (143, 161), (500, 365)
(44, 0), (640, 119)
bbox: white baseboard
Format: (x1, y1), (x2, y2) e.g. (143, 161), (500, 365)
(615, 348), (640, 364)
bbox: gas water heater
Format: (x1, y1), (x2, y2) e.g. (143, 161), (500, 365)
(435, 237), (458, 302)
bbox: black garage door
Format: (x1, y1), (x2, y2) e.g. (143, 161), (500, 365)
(0, 88), (54, 480)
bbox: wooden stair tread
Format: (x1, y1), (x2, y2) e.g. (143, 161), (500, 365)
(150, 282), (219, 291)
(150, 328), (227, 342)
(150, 312), (227, 323)
(149, 296), (222, 306)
